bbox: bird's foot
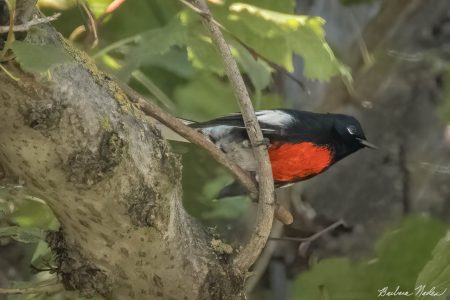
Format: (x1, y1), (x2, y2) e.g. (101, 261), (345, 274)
(242, 138), (270, 149)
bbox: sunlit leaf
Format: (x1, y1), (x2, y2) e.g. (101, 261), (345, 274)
(239, 0), (295, 13)
(226, 3), (349, 80)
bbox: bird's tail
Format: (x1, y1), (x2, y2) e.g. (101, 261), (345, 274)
(154, 118), (195, 143)
(216, 180), (247, 199)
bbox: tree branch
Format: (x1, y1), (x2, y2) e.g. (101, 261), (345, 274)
(118, 82), (258, 198)
(192, 0), (275, 273)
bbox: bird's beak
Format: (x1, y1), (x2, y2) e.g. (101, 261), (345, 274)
(357, 138), (377, 149)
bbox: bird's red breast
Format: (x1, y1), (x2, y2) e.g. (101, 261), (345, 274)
(268, 142), (333, 182)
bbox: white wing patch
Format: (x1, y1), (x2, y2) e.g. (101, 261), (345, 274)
(256, 110), (294, 127)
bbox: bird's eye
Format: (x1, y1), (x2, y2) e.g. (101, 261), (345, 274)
(347, 125), (357, 135)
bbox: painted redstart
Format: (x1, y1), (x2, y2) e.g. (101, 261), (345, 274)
(161, 109), (375, 198)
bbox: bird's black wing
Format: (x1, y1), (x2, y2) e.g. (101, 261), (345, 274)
(190, 110), (297, 134)
(190, 109), (334, 144)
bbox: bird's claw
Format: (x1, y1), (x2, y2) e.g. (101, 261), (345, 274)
(242, 138), (270, 149)
(255, 138), (270, 149)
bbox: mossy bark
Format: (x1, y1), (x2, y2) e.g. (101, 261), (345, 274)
(0, 11), (242, 300)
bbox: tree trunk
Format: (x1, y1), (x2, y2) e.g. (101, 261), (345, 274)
(0, 9), (242, 300)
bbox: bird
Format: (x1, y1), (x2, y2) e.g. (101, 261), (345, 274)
(160, 109), (375, 198)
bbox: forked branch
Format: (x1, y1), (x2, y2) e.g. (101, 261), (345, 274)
(118, 83), (258, 198)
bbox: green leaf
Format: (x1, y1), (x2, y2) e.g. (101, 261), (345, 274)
(232, 42), (273, 92)
(238, 0), (295, 13)
(31, 240), (54, 269)
(185, 26), (274, 91)
(294, 216), (447, 300)
(256, 93), (284, 110)
(94, 1), (179, 43)
(0, 226), (44, 243)
(186, 34), (225, 76)
(415, 232), (450, 300)
(142, 48), (195, 78)
(118, 16), (188, 79)
(201, 195), (249, 220)
(226, 3), (349, 80)
(366, 217), (447, 291)
(174, 72), (238, 120)
(86, 0), (111, 17)
(11, 198), (59, 230)
(11, 41), (71, 73)
(87, 0), (112, 18)
(295, 258), (371, 300)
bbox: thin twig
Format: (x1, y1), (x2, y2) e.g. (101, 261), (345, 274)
(117, 81), (258, 198)
(268, 219), (346, 243)
(68, 25), (86, 42)
(192, 0), (275, 273)
(0, 283), (63, 295)
(77, 1), (98, 48)
(0, 13), (61, 34)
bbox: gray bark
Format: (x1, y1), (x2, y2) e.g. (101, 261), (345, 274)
(0, 13), (241, 300)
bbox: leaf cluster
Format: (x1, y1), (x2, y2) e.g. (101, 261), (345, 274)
(294, 216), (450, 300)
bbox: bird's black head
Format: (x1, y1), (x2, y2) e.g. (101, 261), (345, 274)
(331, 114), (375, 162)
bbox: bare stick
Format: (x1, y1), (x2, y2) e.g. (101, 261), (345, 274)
(269, 219), (346, 243)
(118, 82), (258, 198)
(192, 0), (275, 273)
(0, 13), (60, 34)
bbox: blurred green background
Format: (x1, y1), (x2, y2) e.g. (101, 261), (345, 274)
(1, 0), (450, 299)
